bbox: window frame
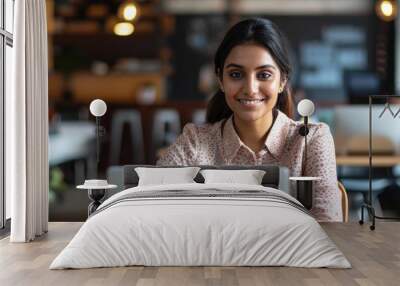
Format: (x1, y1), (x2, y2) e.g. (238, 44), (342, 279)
(1, 0), (14, 230)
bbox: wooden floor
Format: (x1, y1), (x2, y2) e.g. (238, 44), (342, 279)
(0, 222), (399, 286)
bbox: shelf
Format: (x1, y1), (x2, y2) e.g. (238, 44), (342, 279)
(69, 72), (166, 104)
(53, 33), (162, 62)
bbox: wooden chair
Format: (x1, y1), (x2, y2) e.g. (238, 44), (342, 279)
(338, 181), (349, 222)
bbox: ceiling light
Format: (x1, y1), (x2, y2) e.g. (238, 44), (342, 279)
(123, 4), (137, 21)
(376, 0), (398, 22)
(113, 22), (135, 36)
(118, 1), (138, 21)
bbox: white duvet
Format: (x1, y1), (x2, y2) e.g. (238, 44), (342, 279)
(50, 183), (351, 269)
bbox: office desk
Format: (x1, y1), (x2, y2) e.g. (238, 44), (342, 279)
(336, 155), (400, 167)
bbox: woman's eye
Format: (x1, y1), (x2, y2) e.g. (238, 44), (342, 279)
(257, 72), (271, 79)
(229, 71), (242, 79)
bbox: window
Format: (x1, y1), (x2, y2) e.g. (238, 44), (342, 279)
(1, 0), (14, 229)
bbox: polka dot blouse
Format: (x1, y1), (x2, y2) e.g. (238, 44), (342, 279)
(157, 110), (342, 222)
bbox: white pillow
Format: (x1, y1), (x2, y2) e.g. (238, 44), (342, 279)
(135, 167), (201, 186)
(200, 169), (266, 185)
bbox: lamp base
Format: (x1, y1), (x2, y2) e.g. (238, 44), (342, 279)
(88, 188), (106, 200)
(88, 189), (106, 216)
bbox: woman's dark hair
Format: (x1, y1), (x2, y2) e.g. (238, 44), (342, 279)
(206, 18), (294, 123)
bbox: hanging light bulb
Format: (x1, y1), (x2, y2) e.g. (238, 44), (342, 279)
(113, 22), (135, 36)
(118, 1), (138, 21)
(123, 4), (137, 21)
(376, 0), (398, 22)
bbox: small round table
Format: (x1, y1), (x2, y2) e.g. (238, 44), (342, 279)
(77, 183), (117, 216)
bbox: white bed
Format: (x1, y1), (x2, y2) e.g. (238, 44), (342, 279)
(50, 183), (350, 269)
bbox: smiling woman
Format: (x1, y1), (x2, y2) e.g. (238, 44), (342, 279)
(157, 18), (342, 222)
(220, 43), (286, 152)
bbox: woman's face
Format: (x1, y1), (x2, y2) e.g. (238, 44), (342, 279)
(220, 43), (285, 123)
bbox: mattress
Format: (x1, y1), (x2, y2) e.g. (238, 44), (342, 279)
(50, 183), (351, 269)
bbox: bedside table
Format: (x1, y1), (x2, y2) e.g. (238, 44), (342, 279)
(77, 180), (117, 216)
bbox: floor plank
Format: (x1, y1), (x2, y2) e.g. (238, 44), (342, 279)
(0, 222), (399, 286)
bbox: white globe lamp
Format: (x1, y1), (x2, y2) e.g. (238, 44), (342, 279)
(90, 99), (107, 117)
(297, 99), (315, 117)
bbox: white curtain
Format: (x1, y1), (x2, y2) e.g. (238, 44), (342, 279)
(7, 0), (49, 242)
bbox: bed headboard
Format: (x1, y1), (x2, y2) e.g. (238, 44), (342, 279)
(122, 165), (290, 193)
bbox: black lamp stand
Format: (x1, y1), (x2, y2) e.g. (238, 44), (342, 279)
(299, 116), (309, 177)
(94, 116), (106, 178)
(295, 116), (315, 210)
(96, 116), (100, 177)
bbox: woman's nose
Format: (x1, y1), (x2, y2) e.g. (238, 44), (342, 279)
(243, 76), (258, 96)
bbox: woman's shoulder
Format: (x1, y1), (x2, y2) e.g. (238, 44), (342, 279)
(306, 121), (332, 138)
(280, 112), (332, 137)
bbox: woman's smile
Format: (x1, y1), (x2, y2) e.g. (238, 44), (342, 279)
(237, 97), (268, 108)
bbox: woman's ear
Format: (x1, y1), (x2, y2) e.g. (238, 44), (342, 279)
(279, 77), (288, 93)
(218, 78), (224, 93)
